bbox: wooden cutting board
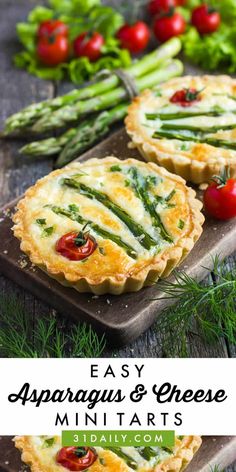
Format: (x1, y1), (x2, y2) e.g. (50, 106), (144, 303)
(1, 130), (236, 346)
(0, 436), (235, 472)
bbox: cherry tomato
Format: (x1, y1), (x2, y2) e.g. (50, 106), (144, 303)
(204, 174), (236, 220)
(56, 447), (98, 471)
(116, 21), (150, 54)
(170, 88), (201, 107)
(191, 4), (221, 35)
(55, 230), (97, 261)
(148, 0), (176, 15)
(37, 20), (68, 39)
(73, 32), (104, 62)
(153, 10), (186, 43)
(175, 0), (186, 5)
(37, 35), (69, 66)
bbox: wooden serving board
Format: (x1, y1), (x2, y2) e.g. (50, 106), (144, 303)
(1, 130), (236, 347)
(0, 436), (236, 472)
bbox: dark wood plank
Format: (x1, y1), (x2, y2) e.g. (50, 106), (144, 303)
(0, 129), (236, 349)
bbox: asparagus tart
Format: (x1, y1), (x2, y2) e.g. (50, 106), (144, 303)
(126, 75), (236, 184)
(14, 436), (202, 472)
(13, 157), (203, 295)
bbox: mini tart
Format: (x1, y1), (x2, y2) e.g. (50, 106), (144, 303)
(126, 75), (236, 184)
(13, 157), (204, 295)
(14, 436), (202, 472)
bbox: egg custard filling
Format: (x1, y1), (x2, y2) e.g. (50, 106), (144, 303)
(126, 75), (236, 184)
(14, 435), (202, 472)
(13, 157), (204, 295)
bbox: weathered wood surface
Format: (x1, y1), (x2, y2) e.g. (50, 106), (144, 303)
(0, 2), (236, 357)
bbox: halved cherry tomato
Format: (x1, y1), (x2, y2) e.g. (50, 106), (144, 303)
(191, 4), (221, 35)
(153, 10), (186, 43)
(73, 32), (104, 62)
(37, 20), (68, 39)
(55, 230), (97, 261)
(56, 447), (98, 471)
(148, 0), (176, 15)
(116, 21), (150, 54)
(204, 173), (236, 220)
(37, 35), (69, 66)
(170, 88), (201, 107)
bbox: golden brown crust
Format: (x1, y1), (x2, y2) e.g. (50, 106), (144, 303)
(14, 436), (202, 472)
(125, 75), (236, 184)
(13, 157), (204, 295)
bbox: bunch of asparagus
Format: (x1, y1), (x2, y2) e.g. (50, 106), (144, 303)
(3, 38), (183, 168)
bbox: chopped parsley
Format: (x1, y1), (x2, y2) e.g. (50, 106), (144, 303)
(36, 218), (46, 226)
(178, 219), (185, 230)
(42, 226), (54, 237)
(146, 175), (157, 187)
(99, 458), (106, 466)
(124, 179), (130, 187)
(99, 247), (106, 255)
(74, 447), (87, 458)
(180, 143), (189, 151)
(42, 437), (55, 448)
(166, 190), (176, 202)
(154, 89), (162, 97)
(110, 165), (121, 172)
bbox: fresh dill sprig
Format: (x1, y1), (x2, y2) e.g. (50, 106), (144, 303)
(154, 256), (236, 357)
(210, 466), (225, 472)
(0, 296), (105, 358)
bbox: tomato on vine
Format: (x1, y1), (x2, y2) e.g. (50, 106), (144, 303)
(153, 9), (186, 43)
(148, 0), (176, 15)
(37, 35), (69, 66)
(56, 447), (98, 471)
(204, 170), (236, 220)
(37, 20), (68, 39)
(116, 21), (150, 54)
(191, 4), (221, 35)
(73, 32), (104, 62)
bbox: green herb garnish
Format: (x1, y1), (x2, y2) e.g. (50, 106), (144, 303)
(68, 204), (80, 212)
(155, 256), (236, 357)
(42, 226), (54, 237)
(178, 219), (185, 230)
(110, 165), (121, 172)
(42, 437), (55, 448)
(99, 247), (106, 255)
(74, 447), (87, 458)
(36, 218), (46, 226)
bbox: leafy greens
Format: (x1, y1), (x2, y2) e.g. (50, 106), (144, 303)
(181, 0), (236, 73)
(14, 0), (131, 83)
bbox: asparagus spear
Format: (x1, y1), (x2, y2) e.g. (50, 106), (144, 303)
(20, 128), (78, 157)
(104, 448), (137, 470)
(146, 110), (227, 120)
(49, 205), (137, 259)
(153, 129), (236, 150)
(4, 38), (181, 135)
(32, 60), (183, 133)
(62, 178), (159, 250)
(127, 167), (173, 243)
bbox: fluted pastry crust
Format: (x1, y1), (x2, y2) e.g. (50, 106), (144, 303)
(126, 75), (236, 184)
(13, 157), (204, 295)
(14, 436), (202, 472)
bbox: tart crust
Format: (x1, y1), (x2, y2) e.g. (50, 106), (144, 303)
(125, 75), (236, 184)
(13, 157), (204, 295)
(14, 436), (202, 472)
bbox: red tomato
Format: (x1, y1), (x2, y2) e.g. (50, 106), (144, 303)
(37, 35), (69, 66)
(73, 32), (104, 62)
(116, 21), (150, 54)
(175, 0), (186, 4)
(191, 4), (221, 35)
(148, 0), (176, 15)
(37, 20), (68, 39)
(170, 88), (201, 107)
(55, 231), (97, 261)
(56, 447), (98, 471)
(204, 175), (236, 220)
(153, 11), (186, 43)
